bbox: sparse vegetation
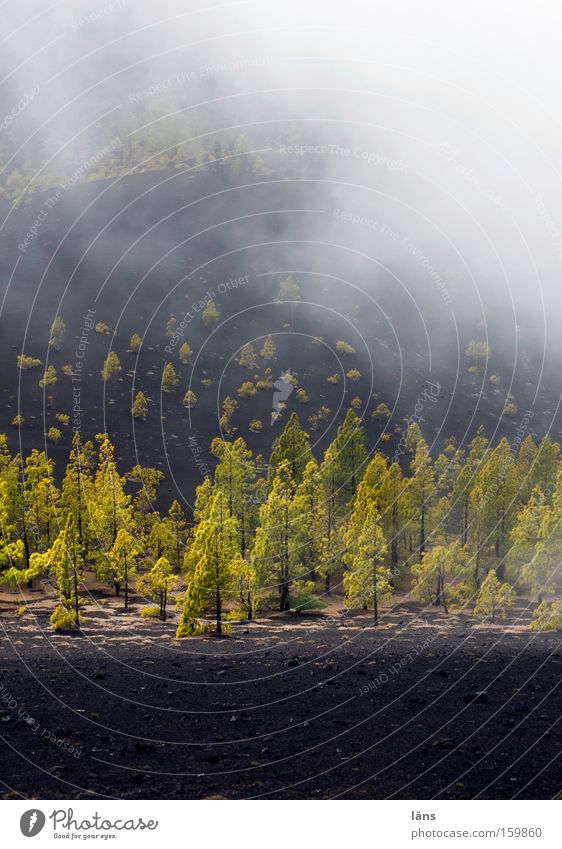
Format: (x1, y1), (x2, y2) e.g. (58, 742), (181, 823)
(372, 402), (391, 420)
(132, 391), (148, 420)
(129, 333), (142, 352)
(17, 355), (42, 370)
(49, 316), (65, 350)
(47, 426), (62, 444)
(182, 390), (197, 409)
(179, 342), (193, 365)
(162, 363), (179, 392)
(336, 341), (355, 356)
(39, 365), (57, 388)
(100, 352), (121, 382)
(202, 299), (220, 326)
(237, 381), (257, 398)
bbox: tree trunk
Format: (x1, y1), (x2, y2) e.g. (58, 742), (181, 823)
(419, 506), (426, 563)
(114, 581), (120, 597)
(216, 587), (222, 634)
(124, 556), (128, 609)
(74, 569), (80, 628)
(325, 574), (331, 594)
(373, 559), (379, 626)
(279, 581), (290, 611)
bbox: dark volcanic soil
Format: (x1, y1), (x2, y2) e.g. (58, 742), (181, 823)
(1, 169), (561, 508)
(0, 591), (560, 800)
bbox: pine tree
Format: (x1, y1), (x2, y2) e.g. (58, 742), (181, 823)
(61, 432), (95, 554)
(411, 542), (469, 612)
(101, 352), (121, 382)
(408, 438), (436, 564)
(49, 315), (66, 350)
(202, 299), (220, 326)
(324, 408), (367, 504)
(132, 391), (148, 420)
(254, 461), (300, 610)
(162, 362), (178, 392)
(260, 335), (276, 360)
(39, 365), (57, 388)
(508, 488), (546, 586)
(129, 465), (164, 537)
(179, 342), (193, 365)
(317, 443), (346, 592)
(136, 556), (176, 620)
(106, 528), (141, 608)
(183, 390), (197, 408)
(213, 437), (256, 554)
(92, 435), (131, 591)
(238, 342), (257, 369)
(176, 490), (239, 634)
(293, 458), (329, 582)
(474, 569), (516, 623)
(24, 450), (60, 552)
(234, 556), (259, 620)
(46, 517), (84, 630)
(129, 333), (142, 352)
(274, 275), (301, 329)
(275, 275), (301, 303)
(343, 502), (389, 624)
(163, 500), (188, 570)
(269, 412), (312, 487)
(477, 437), (519, 579)
(522, 469), (562, 601)
(166, 315), (177, 338)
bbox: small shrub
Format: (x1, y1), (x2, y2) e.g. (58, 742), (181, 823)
(162, 363), (179, 392)
(17, 354), (41, 370)
(530, 600), (562, 631)
(50, 604), (78, 631)
(371, 402), (391, 420)
(183, 390), (197, 409)
(326, 373), (341, 385)
(465, 340), (491, 361)
(56, 413), (70, 425)
(11, 415), (24, 428)
(179, 342), (192, 365)
(346, 369), (361, 381)
(129, 333), (142, 352)
(47, 427), (62, 444)
(503, 402), (518, 417)
(140, 605), (161, 618)
(95, 322), (111, 334)
(296, 388), (309, 404)
(39, 365), (57, 388)
(249, 419), (263, 433)
(336, 341), (355, 355)
(237, 381), (257, 398)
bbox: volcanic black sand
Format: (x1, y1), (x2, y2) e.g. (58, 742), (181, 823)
(1, 588), (560, 800)
(1, 170), (561, 507)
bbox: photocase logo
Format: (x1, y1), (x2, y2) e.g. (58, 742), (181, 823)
(271, 370), (294, 424)
(20, 809), (46, 837)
